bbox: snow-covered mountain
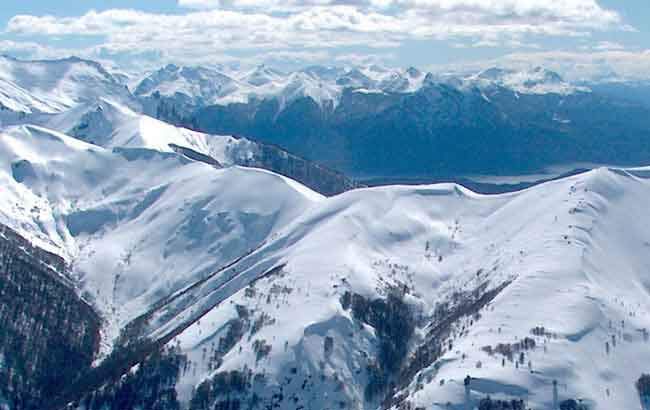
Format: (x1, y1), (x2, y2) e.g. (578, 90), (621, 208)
(136, 63), (431, 114)
(131, 164), (650, 410)
(11, 98), (356, 195)
(240, 65), (286, 87)
(134, 64), (240, 107)
(135, 63), (577, 115)
(3, 116), (650, 410)
(136, 63), (345, 114)
(0, 55), (136, 117)
(188, 64), (650, 182)
(31, 98), (256, 166)
(0, 55), (358, 195)
(0, 55), (595, 125)
(3, 56), (650, 410)
(0, 123), (321, 347)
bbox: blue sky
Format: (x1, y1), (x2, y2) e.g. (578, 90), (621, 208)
(1, 0), (649, 79)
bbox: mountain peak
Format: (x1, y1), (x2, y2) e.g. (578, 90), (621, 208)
(471, 66), (584, 95)
(0, 55), (136, 114)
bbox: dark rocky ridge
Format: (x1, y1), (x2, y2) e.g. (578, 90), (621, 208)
(236, 137), (360, 196)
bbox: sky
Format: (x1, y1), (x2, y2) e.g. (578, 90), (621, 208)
(0, 0), (649, 79)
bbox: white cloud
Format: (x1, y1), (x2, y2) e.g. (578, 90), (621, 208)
(178, 0), (223, 8)
(2, 1), (634, 73)
(334, 52), (397, 66)
(0, 40), (51, 56)
(505, 50), (650, 81)
(178, 0), (619, 20)
(6, 7), (406, 52)
(6, 0), (624, 52)
(592, 41), (626, 51)
(0, 40), (105, 62)
(176, 0), (625, 35)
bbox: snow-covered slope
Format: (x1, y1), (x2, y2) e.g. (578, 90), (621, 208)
(146, 165), (650, 410)
(0, 55), (135, 116)
(361, 65), (426, 93)
(2, 115), (650, 409)
(0, 124), (322, 352)
(13, 98), (357, 196)
(31, 98), (257, 166)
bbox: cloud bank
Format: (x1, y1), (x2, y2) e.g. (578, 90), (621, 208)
(5, 1), (624, 57)
(2, 0), (648, 80)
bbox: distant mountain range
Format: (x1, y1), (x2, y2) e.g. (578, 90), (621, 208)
(3, 54), (650, 187)
(131, 60), (650, 182)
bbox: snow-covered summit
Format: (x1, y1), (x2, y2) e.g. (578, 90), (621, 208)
(134, 64), (239, 106)
(134, 64), (429, 110)
(133, 62), (591, 113)
(32, 98), (256, 166)
(0, 55), (135, 115)
(469, 66), (590, 95)
(240, 64), (286, 87)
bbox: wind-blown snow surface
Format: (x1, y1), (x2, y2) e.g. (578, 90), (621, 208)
(2, 121), (650, 409)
